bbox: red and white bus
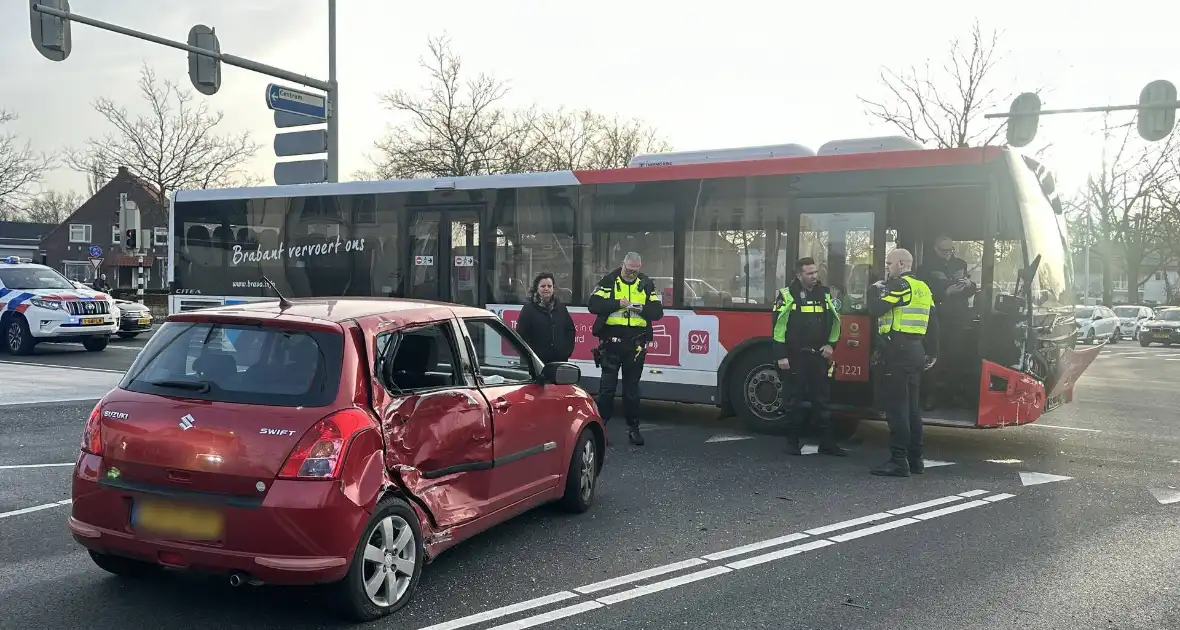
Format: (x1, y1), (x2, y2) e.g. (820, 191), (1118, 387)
(169, 135), (1100, 437)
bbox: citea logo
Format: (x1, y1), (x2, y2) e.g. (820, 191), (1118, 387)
(178, 414), (196, 431)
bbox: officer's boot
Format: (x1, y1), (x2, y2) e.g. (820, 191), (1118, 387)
(870, 447), (911, 477)
(816, 418), (847, 457)
(785, 436), (801, 456)
(908, 448), (924, 474)
(626, 420), (645, 446)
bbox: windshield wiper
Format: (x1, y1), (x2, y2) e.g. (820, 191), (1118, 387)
(148, 379), (212, 393)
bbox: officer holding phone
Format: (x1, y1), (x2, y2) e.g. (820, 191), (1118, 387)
(588, 252), (664, 446)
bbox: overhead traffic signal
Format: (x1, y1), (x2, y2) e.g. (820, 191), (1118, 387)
(124, 228), (136, 250)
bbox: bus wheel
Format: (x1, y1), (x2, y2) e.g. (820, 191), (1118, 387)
(727, 346), (785, 433)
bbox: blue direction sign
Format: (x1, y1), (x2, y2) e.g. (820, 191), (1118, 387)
(265, 84), (327, 120)
(88, 245), (102, 257)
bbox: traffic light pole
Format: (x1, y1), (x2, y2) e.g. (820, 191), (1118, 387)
(30, 2), (339, 182)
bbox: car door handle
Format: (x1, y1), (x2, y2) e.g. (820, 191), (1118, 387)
(491, 398), (511, 412)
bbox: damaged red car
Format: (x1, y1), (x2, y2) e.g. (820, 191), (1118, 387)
(69, 297), (606, 621)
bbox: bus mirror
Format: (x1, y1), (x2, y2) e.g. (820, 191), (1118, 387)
(1005, 92), (1041, 148)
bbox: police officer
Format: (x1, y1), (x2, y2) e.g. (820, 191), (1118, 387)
(868, 248), (939, 477)
(772, 257), (847, 457)
(588, 252), (664, 446)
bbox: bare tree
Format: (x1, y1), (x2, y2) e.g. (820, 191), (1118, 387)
(22, 189), (84, 224)
(0, 109), (53, 212)
(858, 20), (1044, 152)
(363, 36), (669, 179)
(1070, 115), (1178, 304)
(64, 64), (262, 201)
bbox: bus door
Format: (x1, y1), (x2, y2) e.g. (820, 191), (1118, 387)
(406, 207), (483, 306)
(788, 197), (886, 394)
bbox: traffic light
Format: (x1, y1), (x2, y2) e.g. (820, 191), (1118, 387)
(187, 24), (221, 96)
(118, 193), (140, 253)
(29, 0), (72, 62)
(1138, 79), (1177, 142)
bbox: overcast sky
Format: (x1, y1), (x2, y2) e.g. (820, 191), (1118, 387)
(2, 0), (1177, 198)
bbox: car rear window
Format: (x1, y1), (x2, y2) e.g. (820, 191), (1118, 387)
(120, 321), (343, 407)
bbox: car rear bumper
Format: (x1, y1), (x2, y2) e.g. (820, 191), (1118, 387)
(69, 453), (366, 585)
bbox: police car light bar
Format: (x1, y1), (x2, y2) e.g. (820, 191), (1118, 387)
(3, 256), (31, 264)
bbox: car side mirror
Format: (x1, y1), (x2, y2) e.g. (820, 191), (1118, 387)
(541, 361), (580, 385)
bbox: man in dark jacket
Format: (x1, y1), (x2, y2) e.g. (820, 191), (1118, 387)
(916, 235), (977, 409)
(772, 257), (847, 456)
(587, 252), (663, 445)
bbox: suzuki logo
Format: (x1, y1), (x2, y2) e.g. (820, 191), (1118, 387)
(178, 414), (196, 431)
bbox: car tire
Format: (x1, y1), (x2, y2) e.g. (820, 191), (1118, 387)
(87, 550), (159, 578)
(83, 336), (108, 352)
(558, 428), (600, 513)
(4, 315), (34, 355)
(1083, 329), (1095, 344)
(333, 495), (424, 622)
(1140, 338), (1152, 347)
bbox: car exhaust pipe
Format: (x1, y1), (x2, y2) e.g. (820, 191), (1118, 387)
(228, 572), (246, 587)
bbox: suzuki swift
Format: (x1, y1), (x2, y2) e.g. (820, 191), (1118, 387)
(69, 296), (606, 621)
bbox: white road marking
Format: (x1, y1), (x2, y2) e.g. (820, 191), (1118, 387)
(574, 559), (708, 594)
(39, 342), (141, 352)
(723, 539), (836, 569)
(986, 459), (1023, 464)
(913, 499), (990, 520)
(800, 444), (819, 455)
(0, 462), (74, 470)
(887, 494), (965, 515)
(416, 592), (579, 630)
(828, 518), (920, 542)
(418, 490), (1011, 629)
(983, 493), (1016, 502)
(701, 533), (809, 561)
(804, 512), (893, 536)
(485, 601), (605, 630)
(1019, 471), (1073, 486)
(705, 434), (753, 443)
(922, 459), (955, 468)
(1148, 488), (1180, 505)
(1025, 423), (1102, 433)
(594, 566), (732, 605)
(0, 360), (124, 373)
(0, 499), (72, 520)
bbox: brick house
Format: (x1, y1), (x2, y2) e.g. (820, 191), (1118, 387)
(40, 167), (170, 289)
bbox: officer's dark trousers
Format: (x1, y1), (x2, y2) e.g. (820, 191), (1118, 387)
(880, 337), (926, 456)
(597, 342), (645, 429)
(778, 352), (833, 442)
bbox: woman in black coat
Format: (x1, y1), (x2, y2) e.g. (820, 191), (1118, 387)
(515, 272), (576, 365)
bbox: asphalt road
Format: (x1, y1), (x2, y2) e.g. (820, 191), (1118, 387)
(1, 338), (1177, 630)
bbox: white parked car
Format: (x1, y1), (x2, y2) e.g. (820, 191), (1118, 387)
(1074, 304), (1120, 345)
(1112, 305), (1154, 340)
(0, 257), (118, 354)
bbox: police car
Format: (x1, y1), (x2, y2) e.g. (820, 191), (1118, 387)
(0, 256), (118, 354)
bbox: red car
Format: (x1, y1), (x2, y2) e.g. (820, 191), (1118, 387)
(69, 297), (605, 621)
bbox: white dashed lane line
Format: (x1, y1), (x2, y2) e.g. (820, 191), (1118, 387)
(0, 499), (73, 520)
(416, 488), (1016, 630)
(0, 462), (75, 470)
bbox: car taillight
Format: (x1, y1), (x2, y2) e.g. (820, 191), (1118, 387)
(278, 409), (373, 480)
(81, 403), (102, 456)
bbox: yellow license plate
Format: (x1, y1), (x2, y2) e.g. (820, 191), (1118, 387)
(132, 500), (225, 541)
(137, 317), (151, 325)
(81, 317), (105, 325)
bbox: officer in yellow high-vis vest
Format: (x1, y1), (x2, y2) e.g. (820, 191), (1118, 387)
(587, 252), (664, 446)
(771, 257), (847, 457)
(867, 248), (939, 477)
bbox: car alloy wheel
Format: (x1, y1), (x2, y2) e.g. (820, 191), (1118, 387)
(578, 437), (596, 503)
(7, 321), (23, 353)
(361, 514), (416, 607)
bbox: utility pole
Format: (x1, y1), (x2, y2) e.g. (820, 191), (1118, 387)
(29, 0), (340, 184)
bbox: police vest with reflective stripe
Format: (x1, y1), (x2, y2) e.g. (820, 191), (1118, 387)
(599, 277), (651, 328)
(877, 275), (933, 335)
(772, 287), (830, 343)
